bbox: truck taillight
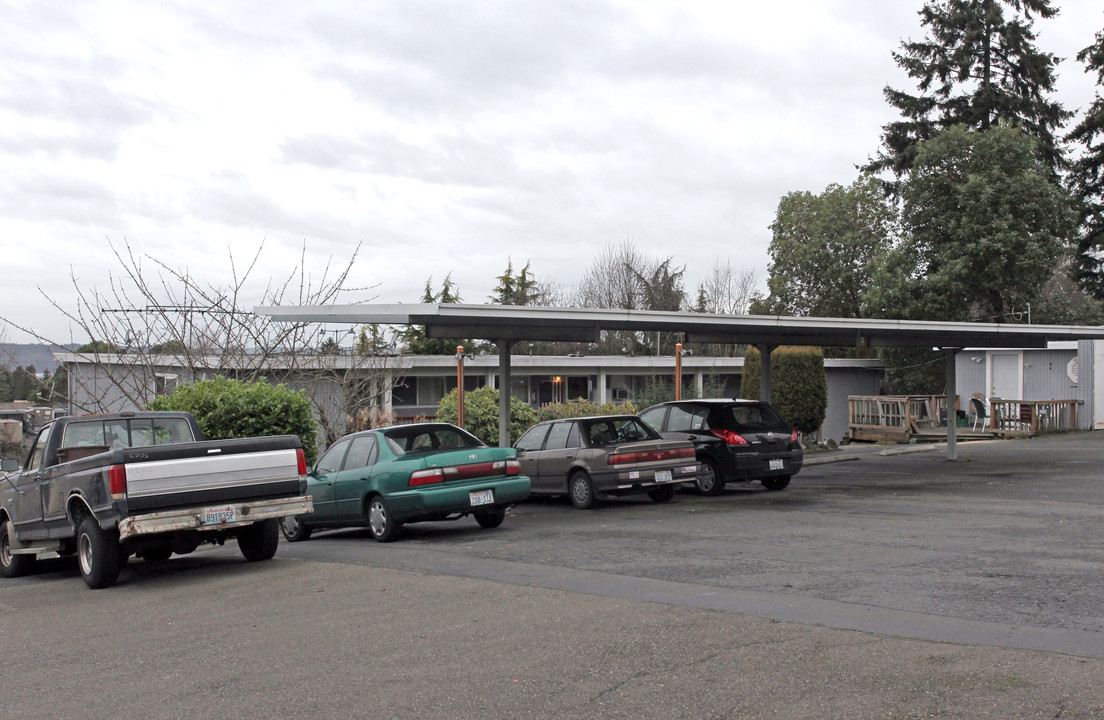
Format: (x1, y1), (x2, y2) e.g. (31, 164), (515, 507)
(108, 464), (127, 499)
(296, 448), (307, 475)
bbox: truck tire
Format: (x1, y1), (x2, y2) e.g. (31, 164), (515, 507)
(237, 519), (280, 561)
(77, 515), (122, 589)
(1, 520), (38, 579)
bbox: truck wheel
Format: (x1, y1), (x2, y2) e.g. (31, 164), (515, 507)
(1, 521), (38, 579)
(237, 519), (280, 561)
(280, 515), (312, 542)
(474, 509), (506, 529)
(761, 475), (791, 492)
(569, 471), (596, 509)
(695, 458), (725, 496)
(77, 516), (122, 589)
(367, 496), (401, 542)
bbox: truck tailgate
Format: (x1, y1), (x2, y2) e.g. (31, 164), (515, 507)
(124, 448), (303, 513)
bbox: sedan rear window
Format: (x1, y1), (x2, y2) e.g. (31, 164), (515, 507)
(383, 425), (483, 455)
(584, 417), (658, 446)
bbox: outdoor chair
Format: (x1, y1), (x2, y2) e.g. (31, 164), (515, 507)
(970, 397), (990, 431)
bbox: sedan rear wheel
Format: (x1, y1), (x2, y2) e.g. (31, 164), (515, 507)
(280, 515), (312, 542)
(647, 484), (676, 503)
(569, 471), (596, 509)
(695, 458), (725, 496)
(367, 496), (401, 542)
(474, 508), (506, 529)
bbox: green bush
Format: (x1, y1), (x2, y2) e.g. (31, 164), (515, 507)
(435, 386), (537, 446)
(535, 398), (637, 422)
(740, 346), (827, 435)
(147, 376), (320, 464)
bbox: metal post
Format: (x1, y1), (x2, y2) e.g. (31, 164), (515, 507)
(945, 348), (960, 461)
(456, 345), (465, 429)
(498, 340), (512, 448)
(675, 342), (683, 400)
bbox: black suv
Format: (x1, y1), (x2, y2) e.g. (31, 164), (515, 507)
(638, 399), (803, 495)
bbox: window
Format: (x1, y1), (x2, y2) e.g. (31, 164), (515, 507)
(638, 406), (666, 431)
(316, 440), (351, 474)
(515, 424), (551, 452)
(343, 436), (378, 471)
(416, 377), (446, 406)
(26, 426), (50, 471)
(155, 374), (178, 396)
(61, 417), (195, 450)
(384, 425), (484, 455)
(668, 405), (708, 432)
(544, 421), (579, 450)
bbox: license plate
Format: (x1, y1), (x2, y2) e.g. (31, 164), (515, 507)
(655, 469), (672, 483)
(204, 505), (237, 525)
(469, 489), (494, 506)
(769, 459), (784, 471)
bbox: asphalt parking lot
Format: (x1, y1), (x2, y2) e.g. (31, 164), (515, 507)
(2, 432), (1103, 718)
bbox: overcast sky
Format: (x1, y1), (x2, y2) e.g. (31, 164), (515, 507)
(2, 1), (1103, 346)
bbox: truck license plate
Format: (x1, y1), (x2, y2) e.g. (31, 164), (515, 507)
(655, 469), (672, 483)
(469, 489), (494, 506)
(769, 459), (784, 471)
(204, 505), (237, 525)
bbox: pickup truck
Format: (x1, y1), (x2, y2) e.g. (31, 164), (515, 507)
(0, 411), (313, 588)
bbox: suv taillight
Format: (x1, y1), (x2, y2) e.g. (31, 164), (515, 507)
(711, 429), (748, 446)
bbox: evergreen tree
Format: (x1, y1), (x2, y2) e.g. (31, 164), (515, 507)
(398, 275), (471, 355)
(867, 0), (1068, 184)
(490, 259), (539, 306)
(1067, 28), (1104, 299)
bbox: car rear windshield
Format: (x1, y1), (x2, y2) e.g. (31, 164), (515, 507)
(383, 425), (483, 455)
(584, 417), (659, 446)
(61, 417), (195, 450)
(713, 404), (787, 432)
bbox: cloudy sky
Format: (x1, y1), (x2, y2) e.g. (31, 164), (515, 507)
(2, 1), (1103, 345)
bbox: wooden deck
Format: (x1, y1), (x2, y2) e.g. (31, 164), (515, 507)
(848, 395), (1081, 444)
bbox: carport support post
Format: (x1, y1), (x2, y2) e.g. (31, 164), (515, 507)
(756, 344), (776, 404)
(945, 348), (960, 461)
(498, 340), (513, 448)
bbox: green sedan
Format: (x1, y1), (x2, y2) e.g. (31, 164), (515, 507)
(280, 423), (531, 543)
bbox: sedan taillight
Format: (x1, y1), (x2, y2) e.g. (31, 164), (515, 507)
(408, 468), (445, 486)
(790, 428), (799, 443)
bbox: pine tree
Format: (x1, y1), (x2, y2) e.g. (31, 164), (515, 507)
(398, 275), (470, 354)
(867, 0), (1069, 184)
(1068, 28), (1104, 299)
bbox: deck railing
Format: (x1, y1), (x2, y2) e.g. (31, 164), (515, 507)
(849, 395), (1082, 442)
(847, 395), (949, 443)
(986, 399), (1080, 435)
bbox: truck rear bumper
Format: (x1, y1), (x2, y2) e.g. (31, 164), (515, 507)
(117, 496), (314, 541)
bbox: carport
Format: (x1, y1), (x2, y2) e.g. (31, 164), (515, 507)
(256, 303), (1104, 460)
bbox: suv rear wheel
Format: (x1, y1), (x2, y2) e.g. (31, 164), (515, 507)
(695, 458), (725, 496)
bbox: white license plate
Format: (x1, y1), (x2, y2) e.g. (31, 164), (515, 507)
(769, 459), (784, 471)
(470, 489), (494, 506)
(204, 505), (237, 525)
(655, 469), (672, 483)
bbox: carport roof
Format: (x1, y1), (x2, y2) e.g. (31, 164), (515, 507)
(254, 303), (1104, 348)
